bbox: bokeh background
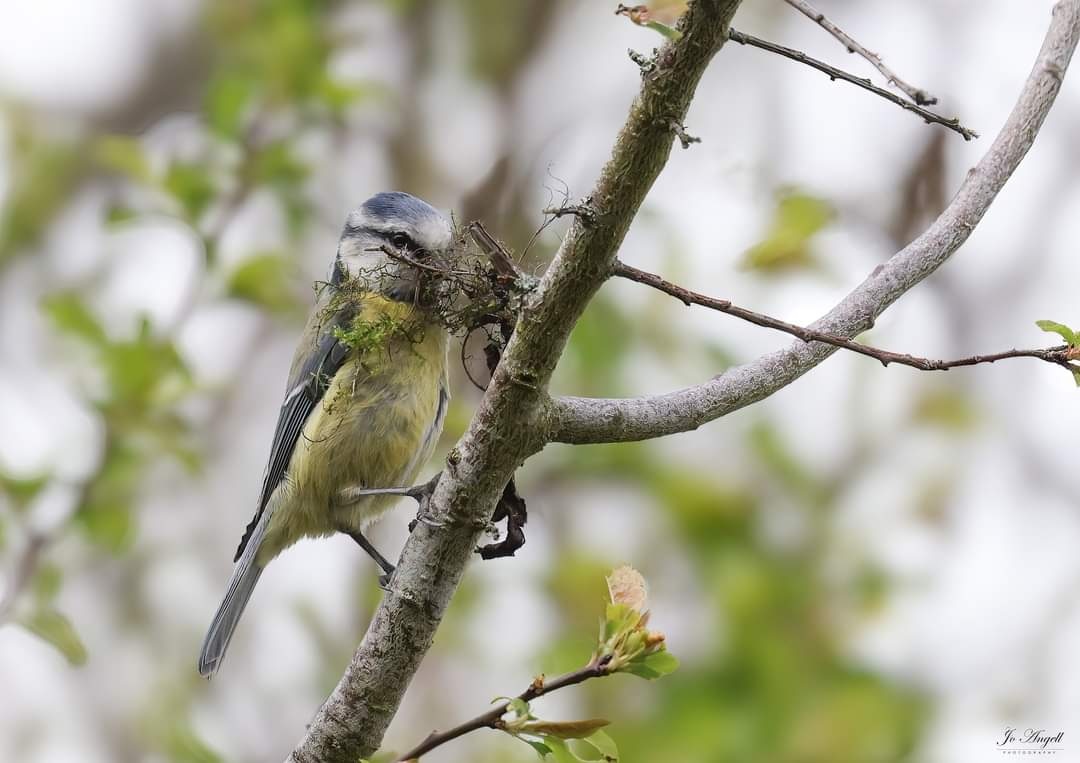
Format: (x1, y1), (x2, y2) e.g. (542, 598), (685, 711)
(1, 1), (1079, 761)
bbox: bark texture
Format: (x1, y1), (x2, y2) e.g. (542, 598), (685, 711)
(287, 1), (744, 760)
(552, 1), (1080, 445)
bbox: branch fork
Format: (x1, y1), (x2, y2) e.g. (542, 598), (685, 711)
(288, 3), (1080, 760)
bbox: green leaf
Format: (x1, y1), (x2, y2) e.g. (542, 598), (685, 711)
(205, 71), (256, 139)
(1071, 366), (1080, 387)
(251, 141), (308, 187)
(0, 135), (86, 263)
(538, 737), (581, 763)
(42, 292), (107, 346)
(604, 602), (639, 633)
(78, 497), (134, 553)
(227, 254), (297, 313)
(76, 446), (140, 553)
(250, 142), (311, 233)
(742, 191), (834, 274)
(21, 608), (87, 665)
(506, 697), (531, 718)
(105, 204), (138, 227)
(0, 471), (50, 511)
(621, 662), (660, 679)
(94, 136), (151, 182)
(523, 739), (554, 758)
(99, 326), (192, 408)
(912, 388), (980, 432)
(163, 723), (225, 763)
(643, 20), (682, 40)
(624, 649), (679, 679)
(577, 729), (618, 761)
(1036, 319), (1078, 346)
(536, 731), (619, 762)
(164, 162), (216, 221)
(32, 563), (63, 605)
(316, 75), (381, 113)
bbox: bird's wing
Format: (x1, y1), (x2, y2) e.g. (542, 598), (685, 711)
(232, 301), (352, 562)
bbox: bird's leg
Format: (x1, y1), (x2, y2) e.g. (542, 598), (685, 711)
(335, 485), (420, 507)
(333, 473), (443, 589)
(335, 473), (443, 527)
(342, 528), (396, 590)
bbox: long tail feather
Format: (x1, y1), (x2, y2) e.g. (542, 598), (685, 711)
(198, 514), (269, 677)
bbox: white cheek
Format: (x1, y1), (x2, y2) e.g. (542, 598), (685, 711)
(337, 239), (384, 276)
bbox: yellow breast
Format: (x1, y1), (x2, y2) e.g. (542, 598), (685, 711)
(258, 296), (448, 563)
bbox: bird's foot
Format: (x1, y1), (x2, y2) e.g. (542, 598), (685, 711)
(406, 471), (444, 531)
(475, 477), (527, 560)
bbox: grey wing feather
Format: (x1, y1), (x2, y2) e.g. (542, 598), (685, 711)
(232, 305), (352, 562)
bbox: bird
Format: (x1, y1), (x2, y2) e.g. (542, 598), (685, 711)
(198, 192), (455, 677)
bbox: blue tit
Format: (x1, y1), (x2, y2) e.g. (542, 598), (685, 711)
(199, 192), (454, 677)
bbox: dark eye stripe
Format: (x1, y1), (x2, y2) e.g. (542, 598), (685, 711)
(390, 232), (433, 260)
(341, 223), (430, 259)
(390, 232), (417, 249)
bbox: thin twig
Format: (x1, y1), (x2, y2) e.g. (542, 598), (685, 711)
(541, 203), (598, 226)
(612, 260), (1078, 372)
(551, 3), (1079, 447)
(782, 0), (938, 105)
(396, 656), (613, 762)
(364, 245), (473, 278)
(0, 533), (48, 624)
(727, 29), (977, 140)
(466, 222), (523, 279)
(289, 2), (1080, 758)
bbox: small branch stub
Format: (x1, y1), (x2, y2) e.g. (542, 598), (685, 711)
(627, 48), (657, 75)
(667, 119), (702, 149)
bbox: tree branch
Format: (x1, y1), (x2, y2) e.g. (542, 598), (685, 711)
(286, 2), (745, 760)
(782, 0), (938, 105)
(550, 1), (1080, 445)
(396, 656), (613, 762)
(612, 260), (1079, 372)
(727, 29), (977, 140)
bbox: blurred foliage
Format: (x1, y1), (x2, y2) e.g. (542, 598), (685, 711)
(0, 1), (969, 762)
(529, 291), (938, 763)
(0, 472), (50, 512)
(912, 386), (980, 432)
(0, 0), (387, 757)
(742, 190), (834, 274)
(20, 608), (88, 666)
(204, 0), (356, 129)
(227, 252), (299, 314)
(0, 120), (88, 265)
(140, 683), (225, 763)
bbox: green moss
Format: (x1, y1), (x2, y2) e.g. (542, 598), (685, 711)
(331, 313), (405, 354)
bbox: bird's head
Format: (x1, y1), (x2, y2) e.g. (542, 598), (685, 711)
(334, 192), (454, 306)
